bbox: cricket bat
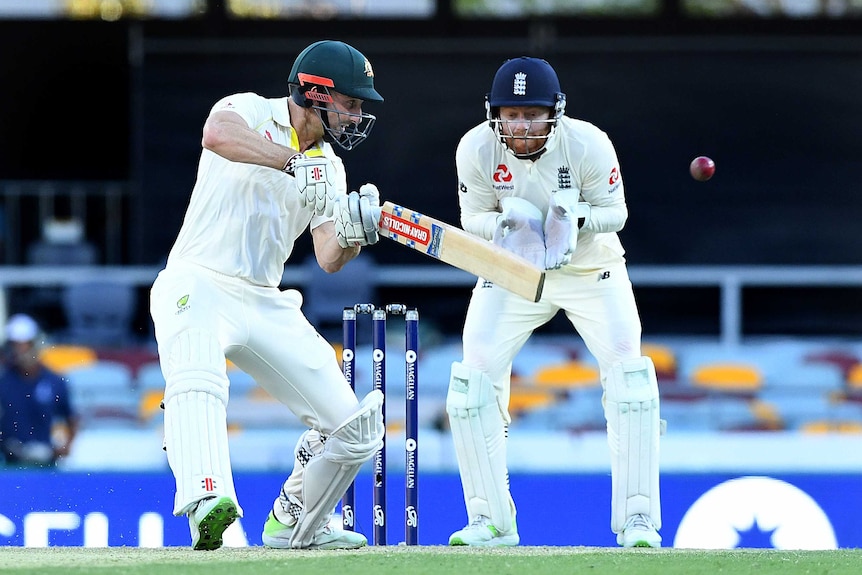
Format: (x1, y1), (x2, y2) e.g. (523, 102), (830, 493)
(379, 201), (546, 302)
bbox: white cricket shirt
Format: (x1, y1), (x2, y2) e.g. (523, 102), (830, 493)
(166, 92), (345, 287)
(456, 116), (628, 271)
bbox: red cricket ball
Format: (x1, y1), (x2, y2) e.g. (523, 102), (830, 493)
(690, 156), (716, 181)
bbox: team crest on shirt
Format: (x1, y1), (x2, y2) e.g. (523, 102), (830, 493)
(176, 294), (191, 315)
(558, 166), (571, 189)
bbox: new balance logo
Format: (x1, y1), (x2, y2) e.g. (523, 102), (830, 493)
(598, 271), (611, 281)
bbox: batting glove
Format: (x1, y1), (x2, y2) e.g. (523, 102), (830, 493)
(492, 197), (546, 269)
(334, 189), (382, 249)
(357, 183), (381, 245)
(287, 154), (338, 218)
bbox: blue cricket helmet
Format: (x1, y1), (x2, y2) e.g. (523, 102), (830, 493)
(486, 57), (566, 114)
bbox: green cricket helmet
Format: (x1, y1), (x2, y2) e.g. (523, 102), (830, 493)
(288, 40), (383, 150)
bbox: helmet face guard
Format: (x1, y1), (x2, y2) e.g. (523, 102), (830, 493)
(487, 113), (558, 160)
(485, 57), (566, 160)
(288, 41), (383, 151)
(291, 74), (377, 151)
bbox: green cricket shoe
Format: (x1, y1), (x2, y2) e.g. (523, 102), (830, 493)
(617, 514), (662, 548)
(448, 516), (519, 547)
(189, 496), (239, 551)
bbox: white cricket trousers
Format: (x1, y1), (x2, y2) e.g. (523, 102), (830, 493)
(150, 262), (360, 433)
(461, 262), (643, 421)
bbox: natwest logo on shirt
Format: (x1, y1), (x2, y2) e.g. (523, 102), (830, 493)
(493, 164), (513, 183)
(608, 166), (619, 185)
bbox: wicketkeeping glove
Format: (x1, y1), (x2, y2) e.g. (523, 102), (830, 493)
(543, 193), (592, 269)
(286, 154), (338, 218)
(334, 185), (382, 249)
(492, 197), (545, 269)
(543, 193), (577, 270)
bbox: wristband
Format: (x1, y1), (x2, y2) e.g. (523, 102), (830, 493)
(281, 153), (305, 176)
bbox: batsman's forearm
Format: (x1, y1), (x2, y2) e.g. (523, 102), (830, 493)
(311, 222), (361, 273)
(203, 113), (298, 170)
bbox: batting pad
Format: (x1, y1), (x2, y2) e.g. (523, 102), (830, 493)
(605, 356), (661, 533)
(289, 390), (384, 548)
(446, 362), (514, 533)
(163, 329), (242, 517)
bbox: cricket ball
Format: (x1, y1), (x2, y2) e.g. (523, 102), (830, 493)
(690, 156), (716, 182)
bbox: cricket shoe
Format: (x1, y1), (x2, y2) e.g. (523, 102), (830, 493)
(448, 516), (519, 547)
(189, 496), (239, 551)
(261, 512), (368, 549)
(617, 514), (662, 548)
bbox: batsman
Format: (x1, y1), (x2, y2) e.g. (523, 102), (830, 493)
(149, 40), (385, 551)
(446, 57), (663, 547)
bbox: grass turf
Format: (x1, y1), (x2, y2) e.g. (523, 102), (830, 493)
(1, 546), (861, 575)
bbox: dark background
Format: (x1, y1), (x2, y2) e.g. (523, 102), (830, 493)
(1, 10), (861, 337)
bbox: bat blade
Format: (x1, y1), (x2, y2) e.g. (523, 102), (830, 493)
(379, 201), (545, 302)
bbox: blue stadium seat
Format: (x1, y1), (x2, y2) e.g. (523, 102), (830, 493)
(65, 360), (140, 428)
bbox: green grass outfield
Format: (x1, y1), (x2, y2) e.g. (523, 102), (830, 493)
(1, 546), (861, 575)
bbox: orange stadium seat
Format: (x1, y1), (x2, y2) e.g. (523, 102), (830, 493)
(690, 362), (763, 394)
(39, 344), (98, 374)
(508, 388), (558, 416)
(847, 363), (862, 389)
(800, 420), (862, 434)
(642, 342), (678, 379)
(532, 361), (600, 390)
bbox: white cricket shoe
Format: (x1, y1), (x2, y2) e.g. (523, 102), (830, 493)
(448, 516), (519, 547)
(617, 514), (662, 548)
(262, 512), (368, 550)
(189, 496), (239, 551)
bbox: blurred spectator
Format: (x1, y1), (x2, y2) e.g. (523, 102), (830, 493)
(0, 314), (78, 468)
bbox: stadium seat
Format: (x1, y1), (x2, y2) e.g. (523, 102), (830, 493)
(772, 362), (844, 391)
(847, 363), (862, 389)
(65, 360), (140, 428)
(300, 253), (377, 342)
(690, 362), (763, 394)
(531, 360), (601, 391)
(514, 385), (606, 432)
(39, 344), (98, 373)
(227, 368), (257, 397)
(511, 339), (575, 379)
(800, 420), (862, 434)
(642, 342), (678, 379)
(508, 388), (558, 417)
(804, 349), (860, 379)
(61, 281), (138, 347)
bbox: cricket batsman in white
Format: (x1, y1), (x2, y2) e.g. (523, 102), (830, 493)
(149, 40), (385, 550)
(447, 57), (662, 547)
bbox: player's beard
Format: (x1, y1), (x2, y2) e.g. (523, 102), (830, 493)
(505, 132), (549, 157)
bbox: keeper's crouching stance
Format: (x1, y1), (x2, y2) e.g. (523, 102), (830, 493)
(446, 54), (663, 547)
